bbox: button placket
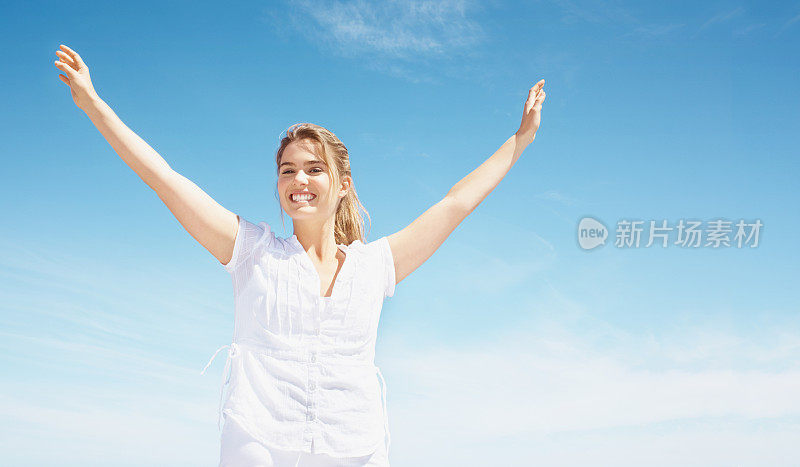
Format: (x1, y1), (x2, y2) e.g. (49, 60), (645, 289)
(304, 356), (318, 449)
(316, 297), (325, 337)
(307, 361), (318, 414)
(306, 337), (320, 448)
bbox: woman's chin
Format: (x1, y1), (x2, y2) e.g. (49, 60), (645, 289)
(286, 207), (320, 219)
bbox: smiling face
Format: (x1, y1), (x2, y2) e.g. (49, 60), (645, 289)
(277, 139), (349, 221)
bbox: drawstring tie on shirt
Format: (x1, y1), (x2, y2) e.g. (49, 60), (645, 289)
(376, 366), (391, 454)
(200, 342), (238, 430)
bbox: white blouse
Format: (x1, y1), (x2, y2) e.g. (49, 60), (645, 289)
(201, 215), (396, 457)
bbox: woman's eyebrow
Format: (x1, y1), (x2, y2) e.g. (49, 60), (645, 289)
(279, 159), (326, 168)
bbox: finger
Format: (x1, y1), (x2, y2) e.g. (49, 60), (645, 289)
(55, 50), (76, 68)
(528, 82), (545, 99)
(534, 91), (546, 110)
(58, 74), (70, 85)
(59, 44), (86, 69)
(527, 89), (540, 109)
(54, 60), (78, 79)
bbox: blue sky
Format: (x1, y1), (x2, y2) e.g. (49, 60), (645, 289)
(1, 0), (799, 465)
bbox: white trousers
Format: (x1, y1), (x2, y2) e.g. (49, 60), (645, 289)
(219, 415), (390, 467)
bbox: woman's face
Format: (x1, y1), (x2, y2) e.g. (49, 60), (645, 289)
(277, 140), (347, 221)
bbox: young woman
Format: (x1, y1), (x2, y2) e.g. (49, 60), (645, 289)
(54, 43), (546, 467)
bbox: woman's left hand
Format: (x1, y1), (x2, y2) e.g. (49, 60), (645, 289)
(515, 79), (546, 147)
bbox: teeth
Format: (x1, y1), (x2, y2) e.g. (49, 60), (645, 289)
(291, 193), (316, 202)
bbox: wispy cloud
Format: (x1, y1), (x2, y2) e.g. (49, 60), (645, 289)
(0, 242), (235, 465)
(292, 0), (485, 57)
(0, 389), (215, 466)
(775, 11), (800, 37)
(610, 21), (687, 42)
(0, 237), (234, 391)
(551, 0), (639, 25)
(699, 6), (745, 31)
(439, 238), (555, 294)
(268, 0), (487, 82)
(550, 0), (684, 40)
(734, 22), (766, 37)
(382, 317), (800, 465)
(532, 189), (584, 226)
(534, 189), (579, 206)
(629, 22), (685, 38)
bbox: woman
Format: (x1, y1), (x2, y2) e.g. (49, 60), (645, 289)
(54, 43), (546, 466)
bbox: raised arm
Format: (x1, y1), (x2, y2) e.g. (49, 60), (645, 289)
(386, 80), (546, 284)
(54, 44), (239, 266)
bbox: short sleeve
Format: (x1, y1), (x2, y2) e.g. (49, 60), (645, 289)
(222, 215), (270, 273)
(378, 236), (396, 298)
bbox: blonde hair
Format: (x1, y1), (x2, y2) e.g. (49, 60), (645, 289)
(275, 123), (372, 246)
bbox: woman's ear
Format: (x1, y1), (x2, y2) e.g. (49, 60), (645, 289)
(339, 176), (352, 199)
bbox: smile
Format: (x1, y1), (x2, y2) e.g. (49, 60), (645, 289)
(291, 193), (317, 203)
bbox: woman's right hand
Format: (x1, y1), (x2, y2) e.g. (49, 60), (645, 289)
(54, 44), (99, 110)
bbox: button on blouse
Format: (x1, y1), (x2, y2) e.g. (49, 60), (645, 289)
(201, 215), (396, 458)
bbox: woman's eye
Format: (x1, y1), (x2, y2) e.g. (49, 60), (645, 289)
(281, 167), (323, 175)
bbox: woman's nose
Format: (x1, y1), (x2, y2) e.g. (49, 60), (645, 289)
(293, 170), (309, 183)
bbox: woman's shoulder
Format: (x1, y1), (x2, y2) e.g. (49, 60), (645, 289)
(239, 218), (273, 245)
(347, 236), (395, 297)
(223, 217), (275, 273)
(345, 236), (390, 262)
